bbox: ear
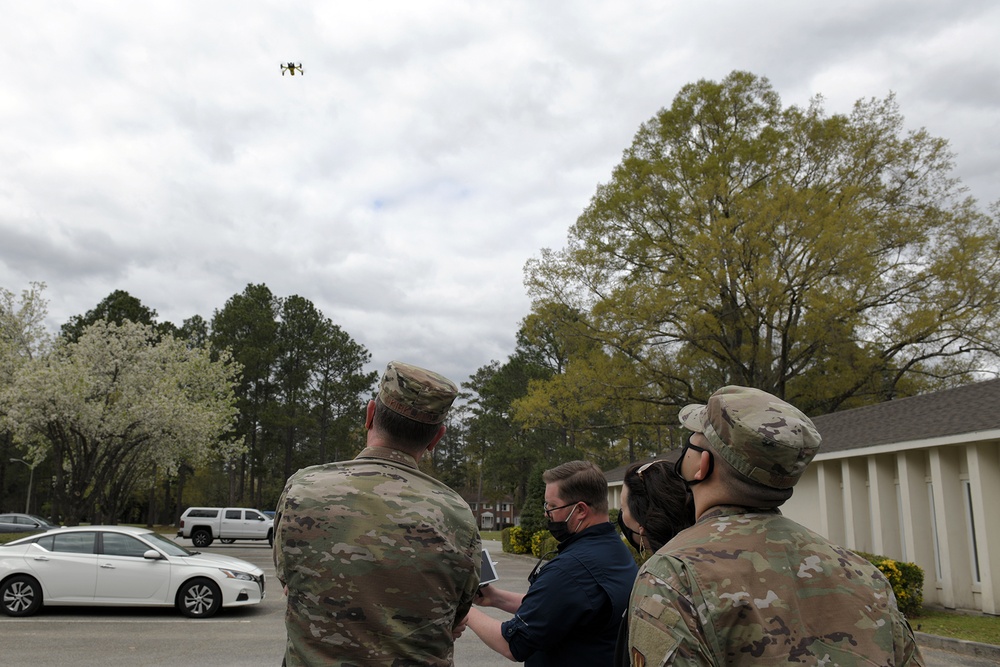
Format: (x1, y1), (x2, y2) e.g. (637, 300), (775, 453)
(364, 400), (376, 430)
(426, 424), (447, 452)
(693, 450), (712, 481)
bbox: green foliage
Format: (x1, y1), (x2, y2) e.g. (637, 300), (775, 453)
(210, 283), (375, 510)
(524, 70), (1000, 415)
(504, 525), (533, 554)
(531, 529), (558, 557)
(518, 464), (548, 535)
(463, 350), (560, 506)
(59, 289), (162, 343)
(858, 551), (924, 616)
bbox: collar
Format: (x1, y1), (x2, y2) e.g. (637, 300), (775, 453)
(697, 504), (782, 524)
(354, 446), (419, 470)
(557, 520), (614, 552)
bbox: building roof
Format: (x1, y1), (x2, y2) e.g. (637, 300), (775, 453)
(811, 378), (1000, 453)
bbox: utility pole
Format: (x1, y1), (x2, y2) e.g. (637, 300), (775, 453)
(10, 458), (37, 514)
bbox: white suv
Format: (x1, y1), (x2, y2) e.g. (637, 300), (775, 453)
(177, 507), (273, 548)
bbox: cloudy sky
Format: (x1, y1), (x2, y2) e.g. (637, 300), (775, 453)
(2, 1), (998, 386)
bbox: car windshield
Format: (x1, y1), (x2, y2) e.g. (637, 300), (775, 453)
(142, 531), (195, 557)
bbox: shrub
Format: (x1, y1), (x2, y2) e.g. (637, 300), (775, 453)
(532, 529), (558, 557)
(858, 551), (924, 616)
(506, 525), (533, 554)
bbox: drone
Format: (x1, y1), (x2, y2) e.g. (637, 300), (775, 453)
(281, 62), (304, 76)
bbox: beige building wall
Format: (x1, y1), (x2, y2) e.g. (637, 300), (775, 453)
(784, 434), (1000, 614)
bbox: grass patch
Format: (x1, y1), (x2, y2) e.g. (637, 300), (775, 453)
(0, 532), (32, 544)
(910, 608), (1000, 646)
(480, 530), (503, 541)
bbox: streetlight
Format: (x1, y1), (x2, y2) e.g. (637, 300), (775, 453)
(9, 458), (36, 514)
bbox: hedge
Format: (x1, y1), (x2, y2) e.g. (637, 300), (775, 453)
(857, 551), (924, 616)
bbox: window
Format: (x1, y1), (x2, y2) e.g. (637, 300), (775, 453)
(45, 532), (97, 554)
(187, 509), (219, 518)
(225, 510), (242, 520)
(927, 481), (942, 582)
(962, 479), (981, 585)
(895, 481), (907, 562)
(102, 533), (151, 558)
(246, 511), (265, 521)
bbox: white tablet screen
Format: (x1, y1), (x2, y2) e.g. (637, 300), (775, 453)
(479, 548), (499, 586)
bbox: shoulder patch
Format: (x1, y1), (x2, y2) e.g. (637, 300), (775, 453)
(630, 597), (681, 667)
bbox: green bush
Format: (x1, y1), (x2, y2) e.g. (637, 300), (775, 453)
(532, 529), (558, 557)
(857, 551), (924, 616)
(506, 525), (533, 554)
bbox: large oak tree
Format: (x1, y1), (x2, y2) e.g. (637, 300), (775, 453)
(525, 71), (1000, 415)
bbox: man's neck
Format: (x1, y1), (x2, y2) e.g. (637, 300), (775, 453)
(364, 434), (426, 463)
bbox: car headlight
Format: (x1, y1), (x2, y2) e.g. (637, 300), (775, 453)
(218, 568), (256, 581)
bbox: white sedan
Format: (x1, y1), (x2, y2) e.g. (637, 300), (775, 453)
(0, 525), (264, 618)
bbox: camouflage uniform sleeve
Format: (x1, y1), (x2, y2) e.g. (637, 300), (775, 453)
(628, 555), (718, 667)
(896, 612), (926, 666)
(454, 530), (483, 626)
(272, 473), (295, 588)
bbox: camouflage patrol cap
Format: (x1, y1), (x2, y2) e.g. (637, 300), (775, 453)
(378, 361), (458, 424)
(678, 386), (821, 489)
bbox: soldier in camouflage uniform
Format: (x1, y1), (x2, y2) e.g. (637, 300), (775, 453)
(274, 361), (481, 667)
(627, 386), (924, 666)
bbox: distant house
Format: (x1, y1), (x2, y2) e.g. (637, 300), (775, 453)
(603, 380), (1000, 615)
(463, 494), (519, 531)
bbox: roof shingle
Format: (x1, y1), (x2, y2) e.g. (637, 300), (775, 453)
(811, 378), (1000, 453)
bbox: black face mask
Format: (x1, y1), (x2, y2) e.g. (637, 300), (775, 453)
(547, 505), (579, 543)
(674, 435), (714, 487)
(617, 511), (643, 552)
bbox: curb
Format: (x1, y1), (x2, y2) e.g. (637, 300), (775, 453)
(915, 632), (1000, 661)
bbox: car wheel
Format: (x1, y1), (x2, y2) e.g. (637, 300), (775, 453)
(1, 575), (43, 617)
(191, 529), (213, 548)
(220, 538), (235, 544)
(177, 578), (222, 618)
(267, 529), (273, 548)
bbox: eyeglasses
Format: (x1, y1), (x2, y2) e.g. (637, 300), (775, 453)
(542, 500), (586, 518)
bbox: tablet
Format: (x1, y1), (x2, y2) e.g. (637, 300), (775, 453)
(479, 548), (499, 586)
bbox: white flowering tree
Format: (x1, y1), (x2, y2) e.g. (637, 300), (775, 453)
(3, 319), (244, 524)
(1, 283), (53, 508)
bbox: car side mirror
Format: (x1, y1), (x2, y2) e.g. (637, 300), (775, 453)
(143, 550), (164, 560)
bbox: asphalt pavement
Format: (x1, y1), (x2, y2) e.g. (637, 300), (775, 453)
(0, 538), (994, 666)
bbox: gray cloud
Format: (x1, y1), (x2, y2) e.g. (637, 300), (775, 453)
(1, 0), (998, 385)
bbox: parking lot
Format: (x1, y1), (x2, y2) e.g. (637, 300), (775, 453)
(0, 539), (525, 667)
(0, 538), (987, 666)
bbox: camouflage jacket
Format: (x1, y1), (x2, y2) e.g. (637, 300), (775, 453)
(274, 446), (481, 667)
(627, 506), (924, 666)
